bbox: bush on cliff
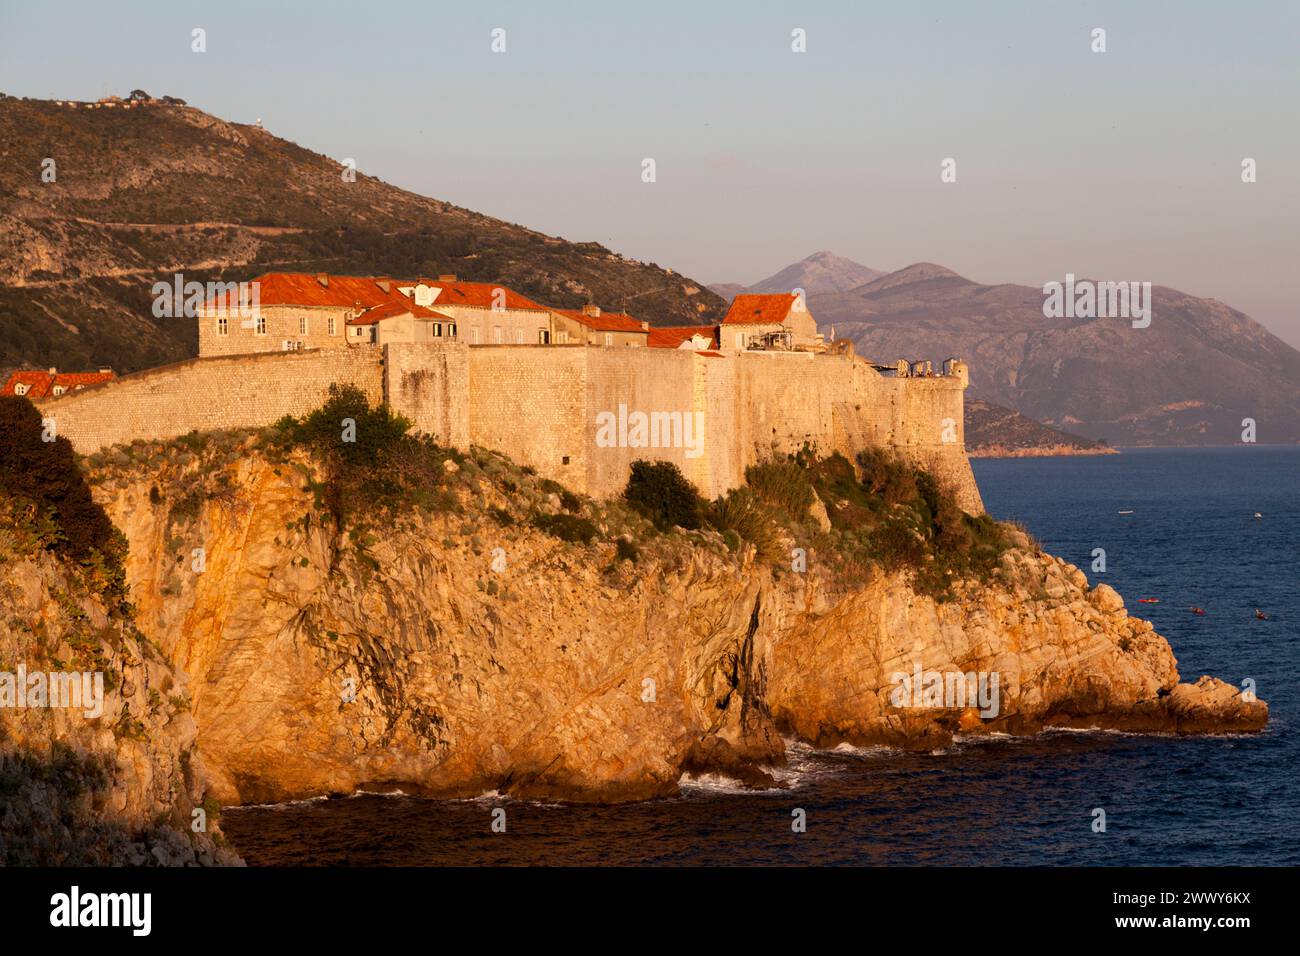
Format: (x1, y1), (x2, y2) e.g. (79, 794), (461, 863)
(707, 487), (782, 561)
(732, 448), (1013, 600)
(0, 396), (127, 602)
(624, 460), (704, 532)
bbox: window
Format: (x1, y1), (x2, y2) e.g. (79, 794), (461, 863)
(470, 327), (480, 344)
(299, 315), (309, 335)
(538, 329), (550, 344)
(515, 329), (525, 344)
(53, 385), (66, 395)
(604, 333), (613, 347)
(255, 315), (267, 335)
(329, 316), (339, 336)
(557, 330), (568, 344)
(448, 323), (457, 339)
(493, 326), (503, 344)
(14, 383), (27, 396)
(217, 316), (228, 336)
(432, 323), (442, 338)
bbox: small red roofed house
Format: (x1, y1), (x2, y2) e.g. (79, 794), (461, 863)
(1, 368), (116, 400)
(345, 299), (457, 345)
(720, 293), (821, 351)
(646, 325), (720, 350)
(550, 304), (649, 347)
(398, 276), (556, 345)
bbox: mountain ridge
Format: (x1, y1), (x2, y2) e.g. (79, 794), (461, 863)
(0, 96), (727, 373)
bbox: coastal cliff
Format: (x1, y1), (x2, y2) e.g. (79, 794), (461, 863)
(0, 529), (239, 864)
(80, 430), (1264, 806)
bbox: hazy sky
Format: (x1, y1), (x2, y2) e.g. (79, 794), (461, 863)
(3, 0), (1298, 347)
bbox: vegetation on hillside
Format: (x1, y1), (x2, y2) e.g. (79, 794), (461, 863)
(0, 97), (726, 374)
(0, 396), (128, 605)
(622, 448), (1016, 600)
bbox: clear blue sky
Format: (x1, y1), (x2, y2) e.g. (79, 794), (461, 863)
(3, 0), (1297, 346)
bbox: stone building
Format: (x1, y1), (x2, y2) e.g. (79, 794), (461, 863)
(398, 277), (556, 346)
(197, 273), (407, 357)
(550, 305), (649, 347)
(720, 293), (822, 351)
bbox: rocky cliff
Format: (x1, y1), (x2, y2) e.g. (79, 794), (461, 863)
(0, 524), (240, 864)
(80, 434), (1264, 806)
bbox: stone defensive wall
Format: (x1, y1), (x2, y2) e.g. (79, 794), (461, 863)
(34, 348), (384, 453)
(35, 341), (983, 513)
(385, 342), (985, 513)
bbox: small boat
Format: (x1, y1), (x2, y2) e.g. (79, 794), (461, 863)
(1118, 510), (1134, 515)
(1255, 609), (1268, 620)
(1190, 606), (1206, 616)
(1254, 512), (1263, 519)
(1138, 598), (1160, 604)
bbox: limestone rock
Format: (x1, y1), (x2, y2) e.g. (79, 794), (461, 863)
(79, 448), (1267, 807)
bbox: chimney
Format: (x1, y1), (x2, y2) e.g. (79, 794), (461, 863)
(98, 367), (112, 374)
(582, 304), (601, 318)
(316, 273), (329, 287)
(438, 274), (456, 283)
(640, 321), (649, 331)
(48, 367), (57, 375)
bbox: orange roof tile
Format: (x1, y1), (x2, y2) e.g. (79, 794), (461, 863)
(646, 325), (719, 348)
(722, 293), (798, 326)
(411, 280), (551, 313)
(553, 309), (648, 334)
(204, 273), (409, 311)
(2, 369), (115, 399)
(346, 301), (452, 326)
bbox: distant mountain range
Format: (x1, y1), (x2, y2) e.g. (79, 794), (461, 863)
(714, 253), (1300, 446)
(709, 250), (883, 299)
(0, 96), (726, 374)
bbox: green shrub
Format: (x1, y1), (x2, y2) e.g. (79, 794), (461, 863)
(614, 537), (639, 564)
(624, 460), (703, 531)
(290, 384), (411, 466)
(745, 460), (814, 523)
(708, 488), (782, 561)
(532, 512), (598, 544)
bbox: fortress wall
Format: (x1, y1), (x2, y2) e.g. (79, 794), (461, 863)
(882, 374), (984, 513)
(731, 351), (842, 466)
(44, 339), (983, 514)
(38, 348), (384, 453)
(583, 347), (710, 497)
(384, 342), (470, 448)
(464, 345), (590, 490)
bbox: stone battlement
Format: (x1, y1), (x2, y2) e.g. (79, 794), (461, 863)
(34, 342), (983, 513)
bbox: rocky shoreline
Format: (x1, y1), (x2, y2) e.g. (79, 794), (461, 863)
(77, 440), (1263, 807)
(968, 444), (1120, 459)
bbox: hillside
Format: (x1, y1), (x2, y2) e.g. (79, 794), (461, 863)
(0, 95), (727, 374)
(809, 262), (1300, 446)
(965, 399), (1116, 457)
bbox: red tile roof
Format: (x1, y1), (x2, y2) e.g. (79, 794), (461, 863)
(201, 273), (553, 316)
(553, 309), (648, 334)
(646, 325), (719, 349)
(722, 293), (798, 325)
(2, 369), (115, 399)
(204, 273), (407, 311)
(407, 280), (551, 313)
(346, 301), (452, 326)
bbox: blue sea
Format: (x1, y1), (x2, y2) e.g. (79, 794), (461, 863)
(223, 447), (1299, 866)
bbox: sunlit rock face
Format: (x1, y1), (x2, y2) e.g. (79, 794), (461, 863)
(92, 450), (1264, 807)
